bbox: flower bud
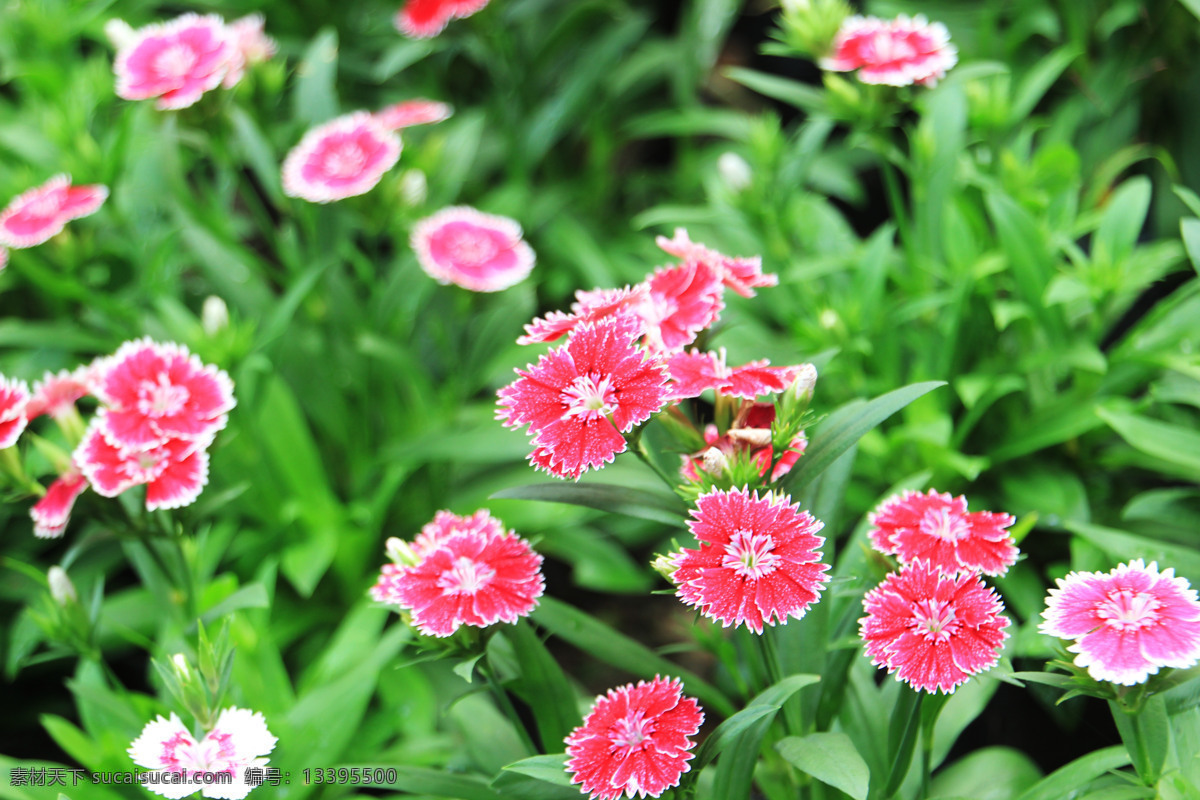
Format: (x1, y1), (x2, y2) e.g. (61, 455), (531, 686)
(651, 552), (682, 584)
(701, 446), (729, 476)
(385, 536), (418, 566)
(717, 152), (753, 192)
(47, 566), (77, 606)
(787, 364), (818, 404)
(398, 169), (428, 207)
(201, 295), (229, 335)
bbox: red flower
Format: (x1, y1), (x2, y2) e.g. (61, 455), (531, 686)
(860, 561), (1009, 694)
(411, 206), (535, 292)
(821, 15), (957, 87)
(565, 676), (703, 800)
(518, 285), (649, 345)
(94, 339), (235, 451)
(636, 261), (724, 353)
(0, 175), (108, 249)
(31, 471), (89, 539)
(395, 0), (489, 38)
(667, 349), (810, 400)
(672, 488), (829, 633)
(498, 315), (669, 479)
(381, 512), (544, 637)
(868, 489), (1017, 576)
(0, 375), (31, 449)
(74, 419), (210, 511)
(374, 99), (453, 130)
(655, 229), (778, 298)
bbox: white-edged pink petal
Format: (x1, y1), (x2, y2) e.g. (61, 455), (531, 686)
(411, 205), (535, 292)
(282, 112), (402, 203)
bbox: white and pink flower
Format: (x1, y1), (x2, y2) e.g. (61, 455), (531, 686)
(411, 206), (536, 292)
(821, 15), (958, 87)
(26, 368), (92, 421)
(0, 175), (108, 249)
(75, 420), (210, 511)
(0, 375), (31, 449)
(113, 13), (234, 110)
(31, 471), (89, 539)
(222, 14), (277, 89)
(374, 99), (453, 130)
(282, 112), (402, 203)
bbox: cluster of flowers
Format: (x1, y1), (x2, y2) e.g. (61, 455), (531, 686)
(822, 14), (958, 87)
(128, 707), (276, 799)
(1, 339), (234, 537)
(108, 12), (276, 110)
(0, 175), (108, 268)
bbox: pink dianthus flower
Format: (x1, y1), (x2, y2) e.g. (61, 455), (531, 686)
(667, 349), (809, 400)
(0, 375), (31, 449)
(0, 175), (108, 249)
(282, 112), (402, 203)
(860, 561), (1010, 694)
(565, 676), (703, 800)
(75, 419), (210, 511)
(31, 471), (89, 539)
(1040, 559), (1200, 686)
(26, 368), (91, 421)
(655, 229), (777, 298)
(113, 13), (234, 110)
(374, 99), (453, 130)
(395, 0), (489, 38)
(411, 206), (535, 292)
(672, 488), (829, 633)
(518, 286), (649, 345)
(821, 14), (957, 87)
(636, 261), (724, 353)
(222, 14), (276, 89)
(128, 707), (276, 799)
(497, 315), (669, 479)
(868, 489), (1017, 577)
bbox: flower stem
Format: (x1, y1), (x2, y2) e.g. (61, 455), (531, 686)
(479, 660), (538, 756)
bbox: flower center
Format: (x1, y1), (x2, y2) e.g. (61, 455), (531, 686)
(911, 598), (959, 642)
(1097, 589), (1161, 631)
(437, 556), (496, 595)
(155, 43), (199, 79)
(137, 374), (190, 418)
(721, 529), (781, 580)
(443, 230), (499, 267)
(325, 143), (367, 178)
(919, 507), (970, 542)
(561, 373), (618, 421)
(610, 710), (652, 752)
(872, 31), (917, 63)
(126, 447), (169, 484)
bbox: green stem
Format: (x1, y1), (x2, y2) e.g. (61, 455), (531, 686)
(479, 661), (538, 756)
(878, 156), (916, 270)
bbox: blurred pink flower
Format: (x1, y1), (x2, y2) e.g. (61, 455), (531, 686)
(75, 419), (210, 511)
(497, 315), (669, 479)
(636, 260), (724, 353)
(411, 206), (535, 292)
(822, 15), (957, 87)
(0, 375), (31, 449)
(565, 676), (703, 800)
(395, 0), (489, 38)
(868, 489), (1017, 577)
(1040, 559), (1200, 685)
(31, 471), (88, 539)
(374, 99), (453, 130)
(667, 349), (810, 400)
(0, 175), (108, 249)
(672, 488), (829, 633)
(518, 285), (649, 345)
(860, 561), (1009, 694)
(655, 229), (777, 298)
(26, 368), (91, 421)
(128, 707), (276, 799)
(223, 14), (277, 89)
(114, 13), (234, 109)
(378, 512), (544, 637)
(94, 339), (234, 451)
(282, 112), (402, 203)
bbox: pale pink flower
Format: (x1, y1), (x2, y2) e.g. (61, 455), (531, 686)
(667, 349), (810, 400)
(128, 707), (276, 799)
(395, 0), (490, 38)
(113, 13), (234, 110)
(31, 471), (89, 539)
(282, 112), (402, 203)
(1040, 559), (1200, 686)
(75, 419), (210, 511)
(868, 489), (1018, 577)
(497, 315), (670, 479)
(222, 14), (277, 89)
(636, 261), (724, 353)
(380, 513), (545, 637)
(0, 175), (108, 249)
(565, 676), (703, 800)
(0, 375), (31, 449)
(672, 488), (829, 633)
(655, 229), (777, 298)
(26, 368), (91, 421)
(821, 15), (957, 87)
(518, 285), (649, 345)
(411, 206), (536, 292)
(860, 561), (1009, 694)
(374, 99), (453, 130)
(94, 339), (234, 451)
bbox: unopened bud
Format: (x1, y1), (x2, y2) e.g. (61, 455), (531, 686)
(171, 653), (192, 678)
(398, 169), (427, 207)
(787, 364), (818, 403)
(201, 296), (229, 336)
(651, 552), (682, 584)
(47, 566), (77, 606)
(701, 446), (729, 475)
(717, 152), (753, 192)
(728, 428), (773, 448)
(385, 536), (418, 566)
(104, 19), (136, 49)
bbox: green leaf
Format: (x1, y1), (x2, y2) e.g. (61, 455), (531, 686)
(1064, 521), (1200, 584)
(1093, 177), (1152, 268)
(1097, 405), (1200, 479)
(504, 621), (579, 752)
(985, 192), (1064, 340)
(334, 765), (504, 800)
(1009, 47), (1081, 122)
(291, 28), (339, 125)
(531, 598), (734, 717)
(1109, 695), (1169, 786)
(884, 688), (922, 798)
(1179, 0), (1200, 23)
(930, 747), (1042, 800)
(780, 381), (946, 493)
(499, 754), (572, 786)
(490, 483), (686, 527)
(777, 732), (870, 800)
(723, 66), (827, 112)
(692, 674), (820, 772)
(39, 715), (102, 771)
(1015, 746), (1131, 800)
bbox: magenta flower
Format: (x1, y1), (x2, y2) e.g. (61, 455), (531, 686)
(498, 315), (670, 479)
(128, 707), (276, 799)
(113, 13), (234, 110)
(518, 285), (649, 345)
(0, 375), (31, 449)
(860, 561), (1010, 694)
(1040, 559), (1200, 686)
(868, 489), (1017, 577)
(380, 514), (545, 637)
(655, 229), (778, 298)
(636, 261), (724, 353)
(282, 112), (402, 203)
(222, 14), (276, 89)
(672, 488), (829, 633)
(93, 339), (234, 451)
(0, 175), (108, 249)
(75, 420), (210, 511)
(374, 99), (453, 130)
(565, 676), (704, 800)
(667, 349), (810, 400)
(395, 0), (489, 38)
(822, 15), (957, 87)
(411, 206), (536, 292)
(31, 471), (89, 539)
(26, 368), (91, 421)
